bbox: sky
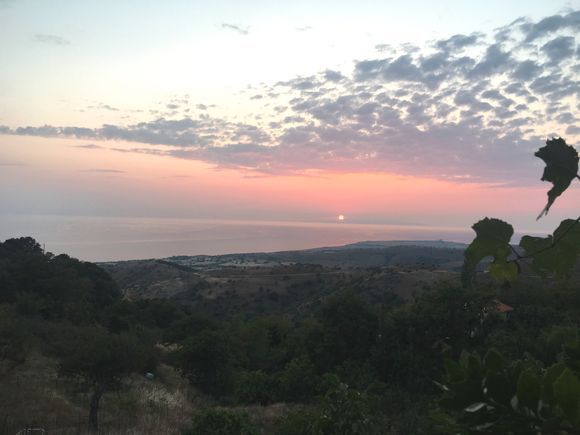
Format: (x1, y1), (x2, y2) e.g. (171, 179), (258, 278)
(1, 0), (580, 240)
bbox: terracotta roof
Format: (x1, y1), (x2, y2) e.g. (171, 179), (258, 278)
(494, 300), (514, 313)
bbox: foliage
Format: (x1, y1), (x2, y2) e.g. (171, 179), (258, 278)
(463, 137), (580, 285)
(463, 218), (517, 286)
(0, 237), (120, 321)
(313, 291), (378, 370)
(520, 219), (580, 278)
(56, 327), (157, 432)
(372, 284), (494, 391)
(274, 407), (320, 435)
(56, 327), (155, 388)
(274, 384), (382, 435)
(173, 329), (239, 396)
(182, 408), (259, 435)
(435, 347), (580, 434)
(536, 137), (579, 219)
(234, 370), (278, 404)
(0, 304), (27, 371)
(312, 383), (382, 435)
(441, 136), (580, 433)
(277, 355), (321, 402)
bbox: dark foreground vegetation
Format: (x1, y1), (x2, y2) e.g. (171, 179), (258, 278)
(1, 234), (580, 434)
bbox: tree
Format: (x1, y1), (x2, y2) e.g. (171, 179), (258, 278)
(314, 292), (378, 371)
(56, 327), (155, 433)
(0, 304), (27, 376)
(173, 329), (238, 396)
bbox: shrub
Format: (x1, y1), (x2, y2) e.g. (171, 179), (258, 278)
(182, 408), (259, 435)
(234, 370), (277, 405)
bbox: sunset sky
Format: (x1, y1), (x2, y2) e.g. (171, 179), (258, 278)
(1, 0), (579, 244)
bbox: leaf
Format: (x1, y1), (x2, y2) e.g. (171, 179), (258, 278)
(516, 369), (541, 412)
(445, 358), (465, 383)
(465, 402), (486, 413)
(489, 261), (519, 282)
(520, 219), (580, 278)
(553, 368), (580, 424)
(484, 349), (504, 372)
(485, 372), (513, 405)
(535, 137), (579, 219)
(448, 379), (484, 408)
(463, 218), (515, 286)
(542, 362), (566, 405)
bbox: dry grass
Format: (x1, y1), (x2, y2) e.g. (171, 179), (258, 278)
(0, 353), (202, 435)
(0, 354), (303, 435)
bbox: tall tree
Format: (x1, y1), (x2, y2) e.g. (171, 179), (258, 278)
(57, 327), (155, 433)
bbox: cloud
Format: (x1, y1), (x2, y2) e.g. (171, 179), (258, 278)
(87, 103), (119, 111)
(34, 34), (71, 46)
(512, 60), (541, 81)
(522, 10), (580, 42)
(5, 10), (580, 185)
(220, 23), (249, 35)
(79, 168), (125, 173)
(75, 143), (104, 149)
(541, 36), (576, 63)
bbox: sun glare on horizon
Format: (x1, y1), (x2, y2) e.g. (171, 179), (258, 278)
(338, 214), (345, 221)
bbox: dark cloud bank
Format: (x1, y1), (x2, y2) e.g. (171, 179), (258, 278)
(4, 10), (580, 183)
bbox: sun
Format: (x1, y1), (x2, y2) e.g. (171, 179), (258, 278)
(337, 214), (345, 221)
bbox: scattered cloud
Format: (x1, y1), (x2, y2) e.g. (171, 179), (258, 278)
(5, 10), (580, 185)
(220, 23), (249, 35)
(75, 143), (104, 149)
(79, 168), (125, 173)
(87, 103), (119, 111)
(34, 33), (71, 46)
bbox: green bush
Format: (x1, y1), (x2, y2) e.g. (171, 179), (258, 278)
(277, 355), (320, 402)
(275, 384), (382, 435)
(434, 348), (580, 433)
(234, 370), (277, 404)
(183, 408), (259, 435)
(274, 407), (319, 435)
(313, 384), (382, 435)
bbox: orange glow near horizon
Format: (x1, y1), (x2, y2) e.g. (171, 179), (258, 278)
(1, 134), (577, 234)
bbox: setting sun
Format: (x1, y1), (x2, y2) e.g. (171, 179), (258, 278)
(338, 215), (345, 221)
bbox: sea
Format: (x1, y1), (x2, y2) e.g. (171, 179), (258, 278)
(0, 214), (475, 262)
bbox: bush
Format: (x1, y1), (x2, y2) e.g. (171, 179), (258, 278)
(313, 384), (382, 435)
(274, 408), (319, 435)
(275, 384), (382, 435)
(234, 370), (277, 404)
(183, 408), (259, 435)
(277, 355), (320, 402)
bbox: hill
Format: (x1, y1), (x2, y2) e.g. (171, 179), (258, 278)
(100, 240), (465, 318)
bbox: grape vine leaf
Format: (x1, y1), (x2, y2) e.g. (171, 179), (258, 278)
(516, 369), (541, 412)
(462, 218), (517, 286)
(553, 368), (580, 425)
(520, 219), (580, 278)
(535, 137), (579, 220)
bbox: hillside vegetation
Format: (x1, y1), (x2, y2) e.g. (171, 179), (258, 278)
(3, 233), (580, 434)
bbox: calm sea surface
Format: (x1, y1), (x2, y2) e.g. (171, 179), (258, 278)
(0, 215), (475, 262)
